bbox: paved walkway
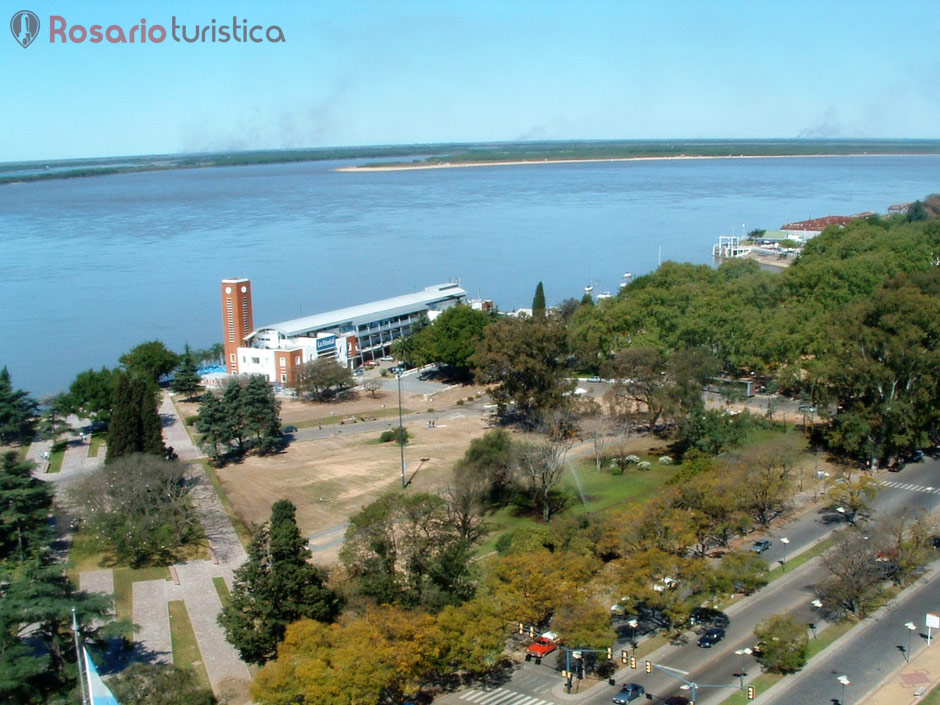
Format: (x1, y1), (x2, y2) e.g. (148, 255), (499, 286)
(162, 392), (206, 461)
(133, 579), (173, 664)
(858, 635), (940, 705)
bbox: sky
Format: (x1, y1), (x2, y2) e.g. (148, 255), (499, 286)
(2, 0), (939, 162)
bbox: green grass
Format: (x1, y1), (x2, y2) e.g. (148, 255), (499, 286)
(46, 440), (67, 473)
(561, 461), (681, 515)
(112, 566), (171, 635)
(87, 432), (105, 458)
(168, 600), (212, 690)
(200, 460), (252, 548)
(764, 536), (836, 581)
(213, 576), (232, 609)
(922, 682), (940, 705)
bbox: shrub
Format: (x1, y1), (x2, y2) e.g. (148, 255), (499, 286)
(637, 461), (652, 471)
(456, 399), (465, 406)
(184, 415), (199, 427)
(658, 456), (673, 465)
(624, 455), (640, 465)
(378, 427), (409, 445)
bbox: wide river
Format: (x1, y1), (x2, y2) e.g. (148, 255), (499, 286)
(2, 154), (938, 397)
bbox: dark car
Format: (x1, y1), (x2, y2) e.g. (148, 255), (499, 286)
(612, 683), (645, 704)
(282, 425), (298, 433)
(665, 697), (691, 705)
(911, 450), (925, 462)
(689, 607), (730, 630)
(697, 628), (725, 648)
(751, 539), (772, 554)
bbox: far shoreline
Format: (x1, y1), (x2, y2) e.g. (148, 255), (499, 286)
(336, 152), (911, 173)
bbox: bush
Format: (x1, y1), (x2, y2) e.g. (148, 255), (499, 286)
(658, 456), (673, 465)
(378, 427), (409, 445)
(456, 399), (465, 406)
(624, 455), (640, 465)
(610, 460), (623, 476)
(184, 415), (199, 427)
(637, 461), (652, 471)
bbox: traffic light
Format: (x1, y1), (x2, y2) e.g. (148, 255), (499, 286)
(529, 626), (536, 638)
(644, 660), (653, 674)
(746, 685), (756, 700)
(607, 647), (613, 660)
(518, 623), (524, 634)
(630, 655), (637, 670)
(621, 649), (628, 664)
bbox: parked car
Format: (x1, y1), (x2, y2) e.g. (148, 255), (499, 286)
(282, 425), (298, 433)
(380, 356), (395, 362)
(612, 684), (645, 704)
(911, 450), (925, 462)
(751, 539), (772, 554)
(697, 628), (725, 648)
(526, 632), (560, 659)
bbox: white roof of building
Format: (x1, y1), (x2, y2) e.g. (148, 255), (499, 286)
(249, 283), (466, 339)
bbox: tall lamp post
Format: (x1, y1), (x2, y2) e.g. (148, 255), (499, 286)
(837, 674), (850, 705)
(734, 648), (752, 689)
(779, 537), (790, 568)
(905, 622), (917, 663)
(397, 370), (405, 488)
(627, 619), (638, 654)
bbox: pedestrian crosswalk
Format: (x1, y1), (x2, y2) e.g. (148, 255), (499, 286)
(459, 688), (554, 705)
(880, 480), (940, 494)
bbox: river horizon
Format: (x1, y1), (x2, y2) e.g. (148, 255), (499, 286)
(2, 154), (937, 397)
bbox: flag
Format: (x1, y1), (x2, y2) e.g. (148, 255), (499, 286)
(83, 646), (120, 705)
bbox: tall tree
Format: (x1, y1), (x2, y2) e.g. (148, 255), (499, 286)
(219, 499), (341, 665)
(194, 390), (229, 464)
(37, 393), (72, 443)
(0, 367), (38, 445)
(532, 281), (546, 319)
(119, 340), (181, 385)
(240, 375), (282, 454)
(106, 373), (164, 462)
(108, 663), (217, 705)
(0, 451), (53, 564)
(170, 344), (202, 399)
(295, 358), (354, 401)
(67, 367), (115, 426)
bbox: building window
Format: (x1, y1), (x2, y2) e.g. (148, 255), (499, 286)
(280, 373), (287, 383)
(230, 353), (236, 363)
(251, 357), (260, 364)
(279, 358), (286, 367)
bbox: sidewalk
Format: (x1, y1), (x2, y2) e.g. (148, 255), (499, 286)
(858, 638), (940, 705)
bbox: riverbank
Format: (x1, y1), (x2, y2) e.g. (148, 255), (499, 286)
(336, 152), (911, 173)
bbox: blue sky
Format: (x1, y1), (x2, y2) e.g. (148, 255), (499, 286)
(2, 0), (939, 161)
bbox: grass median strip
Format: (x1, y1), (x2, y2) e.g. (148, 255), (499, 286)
(213, 576), (232, 609)
(168, 600), (212, 690)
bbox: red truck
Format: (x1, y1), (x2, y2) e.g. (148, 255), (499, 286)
(526, 631), (560, 658)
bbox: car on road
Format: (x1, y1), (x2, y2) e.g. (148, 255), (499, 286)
(612, 684), (645, 703)
(751, 539), (772, 554)
(697, 628), (725, 648)
(380, 356), (395, 362)
(282, 425), (298, 433)
(526, 632), (559, 659)
(664, 697), (690, 705)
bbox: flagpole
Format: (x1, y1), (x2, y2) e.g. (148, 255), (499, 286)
(72, 608), (90, 705)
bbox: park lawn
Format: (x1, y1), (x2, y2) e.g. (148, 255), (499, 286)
(168, 600), (212, 690)
(47, 440), (67, 473)
(560, 461), (681, 516)
(292, 406), (413, 429)
(112, 566), (171, 634)
(213, 576), (232, 609)
(87, 432), (105, 458)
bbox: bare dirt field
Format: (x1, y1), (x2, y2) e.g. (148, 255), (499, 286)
(202, 386), (492, 565)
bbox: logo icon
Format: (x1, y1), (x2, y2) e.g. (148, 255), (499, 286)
(11, 10), (40, 48)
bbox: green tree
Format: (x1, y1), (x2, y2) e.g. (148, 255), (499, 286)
(119, 340), (181, 385)
(340, 492), (476, 610)
(194, 390), (229, 464)
(0, 452), (54, 564)
(170, 344), (202, 399)
(37, 393), (72, 443)
(753, 614), (809, 674)
(295, 358), (354, 401)
(107, 663), (216, 705)
(106, 372), (164, 462)
(710, 551), (768, 596)
(412, 305), (493, 373)
(0, 367), (37, 445)
(219, 500), (341, 665)
(471, 317), (572, 425)
(240, 375), (282, 454)
(452, 428), (515, 506)
(70, 454), (202, 567)
(532, 281), (546, 319)
(67, 367), (115, 426)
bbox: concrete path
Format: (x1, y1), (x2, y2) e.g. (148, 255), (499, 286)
(169, 560), (251, 693)
(161, 391), (205, 461)
(133, 579), (173, 665)
(189, 462), (248, 569)
(79, 569), (114, 595)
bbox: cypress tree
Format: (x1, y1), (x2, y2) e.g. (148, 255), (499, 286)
(532, 281), (546, 319)
(170, 344), (202, 399)
(0, 367), (38, 445)
(106, 373), (164, 462)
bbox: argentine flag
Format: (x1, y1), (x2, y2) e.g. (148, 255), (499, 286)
(83, 647), (120, 705)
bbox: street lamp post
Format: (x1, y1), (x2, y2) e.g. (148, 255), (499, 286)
(734, 648), (752, 689)
(397, 370), (405, 488)
(779, 537), (790, 568)
(837, 675), (850, 705)
(905, 622), (917, 663)
(628, 619), (638, 654)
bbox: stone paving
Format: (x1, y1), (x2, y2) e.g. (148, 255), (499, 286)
(161, 392), (205, 462)
(132, 579), (173, 664)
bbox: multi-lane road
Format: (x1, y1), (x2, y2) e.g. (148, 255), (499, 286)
(436, 457), (940, 705)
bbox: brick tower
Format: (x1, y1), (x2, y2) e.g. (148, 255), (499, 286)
(221, 278), (253, 375)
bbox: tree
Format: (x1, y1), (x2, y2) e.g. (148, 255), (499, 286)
(67, 367), (115, 426)
(471, 317), (572, 425)
(194, 391), (229, 464)
(362, 378), (382, 397)
(295, 358), (354, 401)
(119, 340), (181, 385)
(240, 375), (282, 454)
(106, 372), (164, 462)
(0, 451), (54, 564)
(196, 377), (281, 464)
(513, 431), (574, 522)
(602, 347), (669, 430)
(37, 393), (72, 443)
(340, 492), (476, 610)
(436, 598), (506, 674)
(107, 663), (216, 705)
(170, 344), (202, 399)
(70, 454), (202, 567)
(219, 499), (340, 665)
(709, 551), (768, 596)
(550, 597), (616, 652)
(0, 367), (37, 445)
(532, 281), (546, 319)
(452, 428), (515, 507)
(753, 614), (808, 674)
(816, 529), (884, 618)
(827, 473), (879, 526)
